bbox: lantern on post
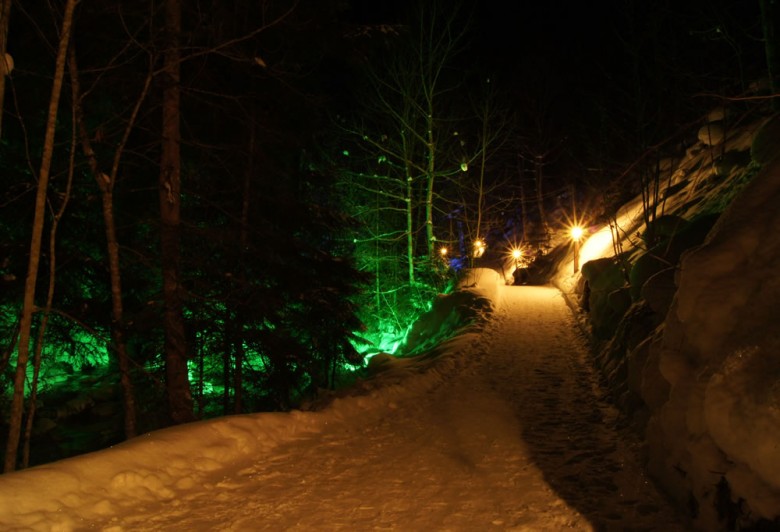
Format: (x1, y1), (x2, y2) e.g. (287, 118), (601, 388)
(570, 225), (584, 273)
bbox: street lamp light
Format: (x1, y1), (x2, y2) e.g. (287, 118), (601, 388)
(511, 248), (522, 268)
(571, 225), (584, 273)
(473, 239), (485, 258)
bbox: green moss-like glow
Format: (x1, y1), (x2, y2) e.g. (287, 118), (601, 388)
(4, 319), (111, 394)
(187, 359), (214, 394)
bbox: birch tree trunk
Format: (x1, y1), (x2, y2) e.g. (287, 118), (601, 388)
(0, 0), (12, 138)
(3, 0), (77, 474)
(22, 103), (77, 468)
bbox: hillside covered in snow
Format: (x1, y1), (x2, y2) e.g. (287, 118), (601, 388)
(544, 109), (780, 530)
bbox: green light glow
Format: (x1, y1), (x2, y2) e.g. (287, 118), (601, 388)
(188, 359), (214, 394)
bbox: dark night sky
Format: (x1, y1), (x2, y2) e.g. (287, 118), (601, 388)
(345, 0), (764, 94)
(339, 0), (768, 198)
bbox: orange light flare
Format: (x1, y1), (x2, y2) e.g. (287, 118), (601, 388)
(508, 247), (523, 267)
(473, 239), (486, 258)
(569, 224), (585, 274)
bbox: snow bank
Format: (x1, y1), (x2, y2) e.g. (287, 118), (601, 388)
(544, 113), (780, 527)
(645, 154), (780, 527)
(395, 268), (502, 356)
(0, 410), (324, 529)
(455, 267), (506, 301)
(552, 197), (645, 298)
(0, 269), (501, 531)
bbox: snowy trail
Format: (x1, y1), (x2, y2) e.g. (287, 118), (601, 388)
(89, 285), (686, 531)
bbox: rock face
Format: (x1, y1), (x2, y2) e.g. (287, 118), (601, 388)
(643, 154), (780, 529)
(558, 111), (780, 530)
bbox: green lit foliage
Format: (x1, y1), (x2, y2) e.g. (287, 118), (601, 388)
(0, 0), (375, 468)
(326, 1), (476, 352)
(180, 157), (370, 413)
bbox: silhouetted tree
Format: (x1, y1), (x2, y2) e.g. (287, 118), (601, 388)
(4, 0), (76, 474)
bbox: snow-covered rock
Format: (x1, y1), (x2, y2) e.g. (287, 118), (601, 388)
(646, 152), (780, 527)
(698, 123), (725, 146)
(548, 109), (780, 529)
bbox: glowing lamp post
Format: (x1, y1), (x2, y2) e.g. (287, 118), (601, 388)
(511, 248), (522, 269)
(571, 225), (584, 273)
(473, 239), (486, 258)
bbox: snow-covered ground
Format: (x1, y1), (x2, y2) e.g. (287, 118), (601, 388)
(0, 270), (686, 531)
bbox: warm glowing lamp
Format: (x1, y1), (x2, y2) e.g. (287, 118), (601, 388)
(570, 225), (584, 273)
(473, 239), (486, 258)
(511, 248), (522, 268)
(439, 246), (448, 257)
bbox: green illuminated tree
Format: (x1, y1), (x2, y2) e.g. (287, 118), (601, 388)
(0, 0), (371, 467)
(335, 0), (521, 347)
(356, 0), (468, 259)
(404, 0), (468, 260)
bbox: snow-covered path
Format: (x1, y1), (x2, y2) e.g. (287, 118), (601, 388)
(83, 285), (686, 531)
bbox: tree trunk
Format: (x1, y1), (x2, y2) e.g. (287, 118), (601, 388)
(401, 130), (415, 285)
(68, 49), (148, 440)
(759, 0), (779, 111)
(534, 155), (547, 241)
(22, 107), (77, 468)
(520, 185), (528, 242)
(0, 0), (11, 139)
(234, 121), (256, 414)
(475, 105), (489, 241)
(425, 112), (436, 260)
(159, 0), (194, 425)
(3, 0), (76, 474)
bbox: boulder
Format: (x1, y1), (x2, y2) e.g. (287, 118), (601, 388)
(641, 267), (677, 317)
(698, 122), (725, 146)
(751, 115), (780, 166)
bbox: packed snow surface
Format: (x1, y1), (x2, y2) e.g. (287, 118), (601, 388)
(0, 275), (685, 530)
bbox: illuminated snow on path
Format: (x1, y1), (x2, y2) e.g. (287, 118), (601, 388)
(0, 284), (686, 531)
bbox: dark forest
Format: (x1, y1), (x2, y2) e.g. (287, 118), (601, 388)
(0, 0), (775, 472)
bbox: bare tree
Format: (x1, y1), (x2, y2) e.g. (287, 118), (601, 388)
(68, 41), (155, 439)
(4, 0), (77, 474)
(355, 0), (468, 262)
(0, 0), (11, 138)
(467, 79), (512, 245)
(22, 97), (77, 468)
